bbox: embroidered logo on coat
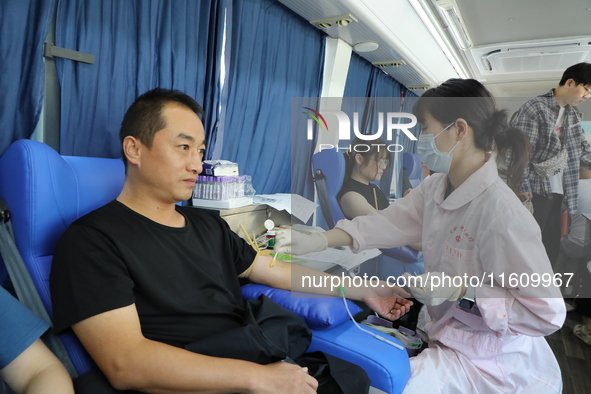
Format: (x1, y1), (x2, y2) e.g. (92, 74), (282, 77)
(449, 225), (474, 243)
(443, 241), (474, 261)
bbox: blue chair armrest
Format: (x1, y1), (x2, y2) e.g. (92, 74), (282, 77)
(241, 284), (411, 393)
(241, 284), (362, 329)
(310, 322), (410, 394)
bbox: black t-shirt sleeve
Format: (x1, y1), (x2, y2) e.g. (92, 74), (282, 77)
(50, 224), (135, 334)
(213, 214), (257, 276)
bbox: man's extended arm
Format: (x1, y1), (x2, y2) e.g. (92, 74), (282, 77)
(72, 304), (317, 394)
(244, 251), (412, 321)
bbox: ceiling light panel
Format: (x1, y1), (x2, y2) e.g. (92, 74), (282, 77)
(277, 0), (448, 90)
(310, 13), (359, 29)
(372, 60), (407, 68)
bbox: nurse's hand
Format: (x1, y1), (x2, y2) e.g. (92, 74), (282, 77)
(274, 229), (328, 255)
(402, 272), (465, 306)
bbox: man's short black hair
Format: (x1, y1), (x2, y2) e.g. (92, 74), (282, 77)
(119, 88), (205, 167)
(559, 62), (591, 86)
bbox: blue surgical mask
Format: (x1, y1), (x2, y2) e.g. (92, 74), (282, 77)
(417, 122), (459, 174)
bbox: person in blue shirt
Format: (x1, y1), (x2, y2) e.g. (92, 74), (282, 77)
(0, 286), (74, 394)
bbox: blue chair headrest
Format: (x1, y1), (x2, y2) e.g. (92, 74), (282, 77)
(0, 140), (125, 275)
(312, 149), (345, 196)
(0, 139), (125, 375)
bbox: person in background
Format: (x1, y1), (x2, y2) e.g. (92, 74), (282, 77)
(554, 166), (591, 339)
(509, 62), (591, 265)
(0, 286), (74, 394)
(563, 166), (591, 247)
(276, 79), (566, 393)
(338, 138), (421, 252)
(338, 137), (390, 220)
(338, 137), (422, 327)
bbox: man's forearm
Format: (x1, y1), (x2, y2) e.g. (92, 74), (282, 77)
(102, 337), (266, 393)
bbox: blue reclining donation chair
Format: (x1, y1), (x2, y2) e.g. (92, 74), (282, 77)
(0, 140), (410, 394)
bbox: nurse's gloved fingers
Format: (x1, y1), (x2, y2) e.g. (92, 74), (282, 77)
(274, 229), (292, 254)
(400, 272), (462, 306)
(400, 272), (424, 298)
(275, 229), (290, 239)
(274, 245), (292, 254)
(290, 231), (328, 255)
(274, 229), (328, 256)
(400, 272), (438, 305)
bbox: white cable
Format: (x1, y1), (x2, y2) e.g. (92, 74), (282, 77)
(339, 286), (404, 350)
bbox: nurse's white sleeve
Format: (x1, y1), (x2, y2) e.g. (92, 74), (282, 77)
(476, 206), (566, 337)
(335, 179), (426, 253)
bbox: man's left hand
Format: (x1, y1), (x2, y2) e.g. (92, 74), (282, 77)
(363, 296), (413, 321)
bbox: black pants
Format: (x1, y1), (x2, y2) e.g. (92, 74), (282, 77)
(578, 298), (591, 318)
(74, 352), (367, 394)
(73, 296), (370, 394)
(532, 193), (564, 266)
(576, 266), (591, 318)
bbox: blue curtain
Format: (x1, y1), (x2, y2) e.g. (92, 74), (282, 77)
(201, 0), (230, 160)
(343, 55), (412, 198)
(343, 53), (373, 97)
(367, 69), (403, 197)
(291, 90), (324, 201)
(218, 0), (325, 196)
(55, 0), (220, 158)
(391, 88), (420, 197)
(400, 87), (420, 154)
(0, 0), (55, 157)
(371, 84), (421, 198)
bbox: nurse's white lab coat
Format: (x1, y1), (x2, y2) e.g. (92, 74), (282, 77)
(336, 157), (566, 393)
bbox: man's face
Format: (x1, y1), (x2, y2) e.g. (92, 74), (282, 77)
(564, 79), (591, 106)
(136, 103), (205, 204)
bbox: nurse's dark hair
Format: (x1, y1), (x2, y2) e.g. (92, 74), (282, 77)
(119, 88), (205, 168)
(342, 136), (389, 185)
(412, 79), (531, 192)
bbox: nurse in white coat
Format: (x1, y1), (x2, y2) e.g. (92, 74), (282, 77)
(276, 79), (566, 393)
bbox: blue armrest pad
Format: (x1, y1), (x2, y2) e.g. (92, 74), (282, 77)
(310, 321), (410, 394)
(241, 284), (362, 329)
(381, 245), (422, 263)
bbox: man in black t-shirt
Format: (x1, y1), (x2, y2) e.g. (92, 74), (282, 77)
(50, 88), (411, 394)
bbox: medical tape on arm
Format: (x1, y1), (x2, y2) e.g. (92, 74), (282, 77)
(239, 224), (277, 278)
